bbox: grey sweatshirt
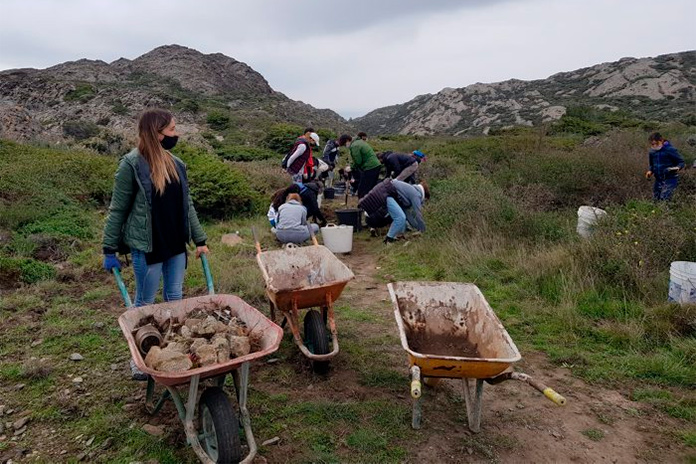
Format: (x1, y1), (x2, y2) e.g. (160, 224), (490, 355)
(276, 200), (308, 231)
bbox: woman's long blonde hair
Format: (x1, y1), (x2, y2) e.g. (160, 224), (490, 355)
(138, 109), (179, 195)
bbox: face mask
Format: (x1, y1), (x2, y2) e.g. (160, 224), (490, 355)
(160, 135), (178, 150)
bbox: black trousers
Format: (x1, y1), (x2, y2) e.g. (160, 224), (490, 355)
(357, 166), (382, 199)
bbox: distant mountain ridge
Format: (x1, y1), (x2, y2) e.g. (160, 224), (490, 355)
(0, 44), (348, 148)
(354, 50), (696, 135)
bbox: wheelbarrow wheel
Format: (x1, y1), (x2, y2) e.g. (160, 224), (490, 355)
(199, 387), (242, 464)
(304, 309), (330, 374)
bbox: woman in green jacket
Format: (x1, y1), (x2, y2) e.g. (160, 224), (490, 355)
(102, 110), (208, 378)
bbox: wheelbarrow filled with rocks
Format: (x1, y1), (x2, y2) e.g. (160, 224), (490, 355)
(114, 255), (283, 464)
(253, 229), (354, 374)
(388, 281), (566, 432)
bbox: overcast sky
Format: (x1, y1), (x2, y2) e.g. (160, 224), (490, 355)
(1, 0), (694, 118)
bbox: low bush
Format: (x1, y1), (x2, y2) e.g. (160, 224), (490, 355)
(174, 144), (261, 218)
(216, 145), (277, 162)
(64, 83), (96, 103)
(206, 110), (231, 131)
(62, 120), (100, 140)
(0, 256), (56, 284)
(264, 123), (303, 154)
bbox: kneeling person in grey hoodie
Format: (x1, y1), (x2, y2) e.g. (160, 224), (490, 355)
(274, 193), (320, 244)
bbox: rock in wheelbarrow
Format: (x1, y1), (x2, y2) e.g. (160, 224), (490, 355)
(144, 346), (192, 372)
(193, 343), (218, 367)
(211, 334), (231, 363)
(228, 335), (251, 358)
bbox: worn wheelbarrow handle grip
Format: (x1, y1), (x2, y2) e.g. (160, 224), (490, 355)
(112, 253), (214, 307)
(487, 372), (567, 406)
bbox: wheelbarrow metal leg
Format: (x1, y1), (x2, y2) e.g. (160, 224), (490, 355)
(166, 375), (214, 464)
(238, 362), (258, 464)
(462, 378), (484, 433)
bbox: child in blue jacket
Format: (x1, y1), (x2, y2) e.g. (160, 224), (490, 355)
(645, 132), (684, 201)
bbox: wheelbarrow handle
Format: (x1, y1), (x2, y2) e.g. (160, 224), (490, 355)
(251, 226), (262, 254)
(200, 253), (214, 295)
(307, 224), (319, 246)
(112, 253), (214, 307)
(112, 268), (134, 308)
(487, 372), (566, 406)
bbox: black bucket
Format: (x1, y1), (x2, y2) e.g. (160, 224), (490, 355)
(324, 187), (335, 199)
(335, 208), (362, 232)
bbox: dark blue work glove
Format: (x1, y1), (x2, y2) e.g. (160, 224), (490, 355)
(103, 254), (122, 272)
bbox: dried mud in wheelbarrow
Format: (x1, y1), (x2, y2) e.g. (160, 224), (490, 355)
(390, 281), (521, 379)
(256, 245), (354, 311)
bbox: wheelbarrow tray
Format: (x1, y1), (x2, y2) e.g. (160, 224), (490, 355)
(389, 282), (521, 379)
(118, 294), (283, 387)
(256, 245), (354, 312)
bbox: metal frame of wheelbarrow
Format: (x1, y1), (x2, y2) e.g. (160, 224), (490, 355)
(388, 281), (566, 433)
(113, 254), (281, 464)
(252, 226), (354, 366)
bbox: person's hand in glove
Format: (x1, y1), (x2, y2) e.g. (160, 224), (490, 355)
(103, 254), (122, 272)
(645, 170), (653, 179)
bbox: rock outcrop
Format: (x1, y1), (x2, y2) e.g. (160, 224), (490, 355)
(355, 51), (696, 135)
(0, 44), (348, 148)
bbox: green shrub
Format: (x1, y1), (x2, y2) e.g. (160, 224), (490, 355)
(174, 144), (260, 217)
(206, 110), (231, 131)
(63, 120), (100, 140)
(216, 145), (276, 162)
(264, 123), (303, 154)
(111, 99), (128, 115)
(20, 206), (96, 240)
(64, 83), (95, 103)
(0, 257), (56, 284)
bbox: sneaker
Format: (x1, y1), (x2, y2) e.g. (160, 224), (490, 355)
(130, 359), (148, 382)
(384, 236), (396, 244)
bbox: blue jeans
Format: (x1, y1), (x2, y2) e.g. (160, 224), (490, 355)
(131, 250), (186, 307)
(386, 197), (406, 239)
(653, 177), (678, 201)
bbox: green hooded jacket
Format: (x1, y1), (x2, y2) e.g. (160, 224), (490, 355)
(349, 139), (381, 171)
(102, 149), (207, 254)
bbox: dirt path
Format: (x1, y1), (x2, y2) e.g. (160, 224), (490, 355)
(334, 239), (690, 464)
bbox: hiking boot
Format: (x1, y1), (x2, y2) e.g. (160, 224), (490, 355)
(130, 359), (148, 382)
(384, 236), (397, 244)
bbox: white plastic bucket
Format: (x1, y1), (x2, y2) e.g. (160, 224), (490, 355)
(576, 206), (607, 238)
(321, 223), (353, 254)
(668, 261), (696, 303)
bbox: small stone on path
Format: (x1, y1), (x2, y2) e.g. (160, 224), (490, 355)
(93, 322), (105, 329)
(221, 233), (243, 247)
(110, 364), (119, 371)
(142, 424), (164, 437)
(13, 426), (27, 436)
(72, 377), (83, 384)
(85, 436), (95, 447)
(266, 358), (280, 364)
(14, 384), (25, 391)
(70, 353), (84, 361)
(30, 340), (43, 347)
(13, 417), (30, 430)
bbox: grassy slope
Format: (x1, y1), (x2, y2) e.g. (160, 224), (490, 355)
(2, 127), (696, 461)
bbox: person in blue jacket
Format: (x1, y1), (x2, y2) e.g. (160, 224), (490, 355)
(645, 132), (685, 201)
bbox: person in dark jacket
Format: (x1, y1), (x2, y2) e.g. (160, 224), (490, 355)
(379, 151), (419, 183)
(299, 181), (327, 227)
(321, 138), (340, 187)
(645, 132), (685, 201)
(358, 179), (407, 243)
(102, 109), (208, 379)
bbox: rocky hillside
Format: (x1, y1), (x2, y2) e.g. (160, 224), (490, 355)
(0, 45), (348, 150)
(355, 51), (696, 135)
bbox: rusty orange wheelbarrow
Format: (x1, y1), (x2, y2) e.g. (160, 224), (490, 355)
(114, 255), (283, 463)
(253, 228), (354, 374)
(388, 281), (566, 432)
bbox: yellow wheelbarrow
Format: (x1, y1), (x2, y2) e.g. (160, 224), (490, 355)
(388, 281), (566, 432)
